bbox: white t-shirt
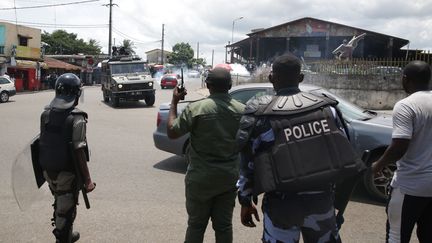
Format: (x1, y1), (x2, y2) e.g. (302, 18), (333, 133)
(391, 90), (432, 197)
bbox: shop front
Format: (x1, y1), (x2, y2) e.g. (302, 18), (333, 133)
(7, 60), (44, 91)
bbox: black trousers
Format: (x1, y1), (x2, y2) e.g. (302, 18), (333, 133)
(386, 187), (432, 243)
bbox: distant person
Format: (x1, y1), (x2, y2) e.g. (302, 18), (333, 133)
(236, 54), (364, 242)
(201, 69), (208, 88)
(3, 72), (15, 83)
(49, 72), (58, 89)
(372, 60), (432, 243)
(3, 72), (10, 79)
(118, 47), (129, 56)
(112, 46), (119, 56)
(167, 67), (245, 243)
(38, 73), (96, 242)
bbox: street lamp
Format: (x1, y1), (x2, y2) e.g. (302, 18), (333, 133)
(231, 16), (244, 44)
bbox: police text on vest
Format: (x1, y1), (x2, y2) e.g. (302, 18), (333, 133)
(284, 119), (330, 141)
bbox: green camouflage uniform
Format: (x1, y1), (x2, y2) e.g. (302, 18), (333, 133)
(172, 93), (245, 243)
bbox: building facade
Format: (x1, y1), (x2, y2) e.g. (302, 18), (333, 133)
(145, 49), (171, 64)
(0, 22), (43, 91)
(229, 17), (409, 64)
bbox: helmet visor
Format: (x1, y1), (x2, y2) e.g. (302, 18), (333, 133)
(49, 94), (76, 109)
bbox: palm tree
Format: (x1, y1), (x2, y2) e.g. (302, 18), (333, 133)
(119, 39), (136, 55)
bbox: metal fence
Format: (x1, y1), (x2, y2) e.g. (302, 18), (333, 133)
(307, 53), (432, 76)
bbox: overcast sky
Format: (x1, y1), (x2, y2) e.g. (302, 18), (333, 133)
(1, 0), (431, 65)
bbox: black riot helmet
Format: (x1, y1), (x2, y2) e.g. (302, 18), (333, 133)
(205, 67), (232, 89)
(49, 73), (82, 109)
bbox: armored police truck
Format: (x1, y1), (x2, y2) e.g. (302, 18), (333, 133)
(101, 56), (155, 107)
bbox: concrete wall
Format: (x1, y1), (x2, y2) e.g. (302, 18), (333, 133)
(303, 73), (406, 109)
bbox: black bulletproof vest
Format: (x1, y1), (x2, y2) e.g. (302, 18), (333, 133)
(252, 92), (365, 195)
(39, 108), (75, 172)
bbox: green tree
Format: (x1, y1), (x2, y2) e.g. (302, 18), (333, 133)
(118, 39), (136, 55)
(193, 57), (206, 67)
(168, 42), (194, 67)
(42, 30), (101, 55)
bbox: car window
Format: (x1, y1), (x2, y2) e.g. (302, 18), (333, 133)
(231, 88), (269, 104)
(310, 89), (374, 121)
(0, 77), (10, 84)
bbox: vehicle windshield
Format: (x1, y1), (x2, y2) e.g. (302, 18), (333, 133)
(311, 89), (375, 121)
(231, 88), (270, 104)
(110, 63), (148, 74)
(164, 76), (177, 81)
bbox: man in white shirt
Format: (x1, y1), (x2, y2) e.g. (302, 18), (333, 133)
(372, 60), (432, 243)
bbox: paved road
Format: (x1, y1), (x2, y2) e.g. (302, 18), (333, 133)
(0, 78), (416, 242)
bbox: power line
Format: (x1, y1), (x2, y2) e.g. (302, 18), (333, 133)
(0, 0), (99, 10)
(112, 27), (160, 45)
(6, 0), (55, 3)
(0, 18), (107, 28)
(27, 24), (108, 29)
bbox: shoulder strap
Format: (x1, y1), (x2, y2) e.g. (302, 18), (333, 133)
(71, 108), (88, 119)
(67, 109), (90, 161)
(40, 109), (50, 133)
(64, 113), (75, 140)
(245, 95), (273, 115)
(257, 92), (337, 116)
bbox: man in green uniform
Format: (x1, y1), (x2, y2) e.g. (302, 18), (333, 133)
(167, 67), (245, 243)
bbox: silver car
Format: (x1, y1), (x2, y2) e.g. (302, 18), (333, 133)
(153, 83), (394, 201)
(187, 70), (200, 78)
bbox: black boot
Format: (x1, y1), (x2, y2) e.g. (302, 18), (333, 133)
(71, 231), (80, 242)
(53, 229), (80, 243)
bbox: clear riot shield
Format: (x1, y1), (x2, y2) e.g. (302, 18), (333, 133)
(80, 87), (85, 104)
(11, 136), (48, 211)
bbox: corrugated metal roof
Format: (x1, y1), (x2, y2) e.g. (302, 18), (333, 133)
(43, 56), (82, 70)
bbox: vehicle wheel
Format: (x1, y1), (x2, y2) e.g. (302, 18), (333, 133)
(103, 90), (109, 102)
(145, 94), (155, 106)
(363, 156), (397, 202)
(0, 91), (9, 103)
(111, 95), (119, 107)
(161, 85), (164, 89)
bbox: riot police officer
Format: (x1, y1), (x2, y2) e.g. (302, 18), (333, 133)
(236, 54), (364, 242)
(39, 73), (95, 243)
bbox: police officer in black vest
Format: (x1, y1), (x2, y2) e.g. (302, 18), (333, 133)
(236, 54), (364, 242)
(39, 73), (96, 243)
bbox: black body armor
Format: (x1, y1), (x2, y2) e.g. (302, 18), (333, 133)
(247, 92), (364, 195)
(39, 108), (87, 172)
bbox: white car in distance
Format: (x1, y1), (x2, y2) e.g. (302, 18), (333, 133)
(0, 75), (16, 103)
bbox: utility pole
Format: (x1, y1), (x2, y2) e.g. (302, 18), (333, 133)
(225, 41), (230, 63)
(108, 0), (113, 57)
(211, 49), (214, 67)
(103, 0), (117, 57)
(161, 24), (165, 65)
(231, 17), (243, 44)
(197, 42), (199, 60)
